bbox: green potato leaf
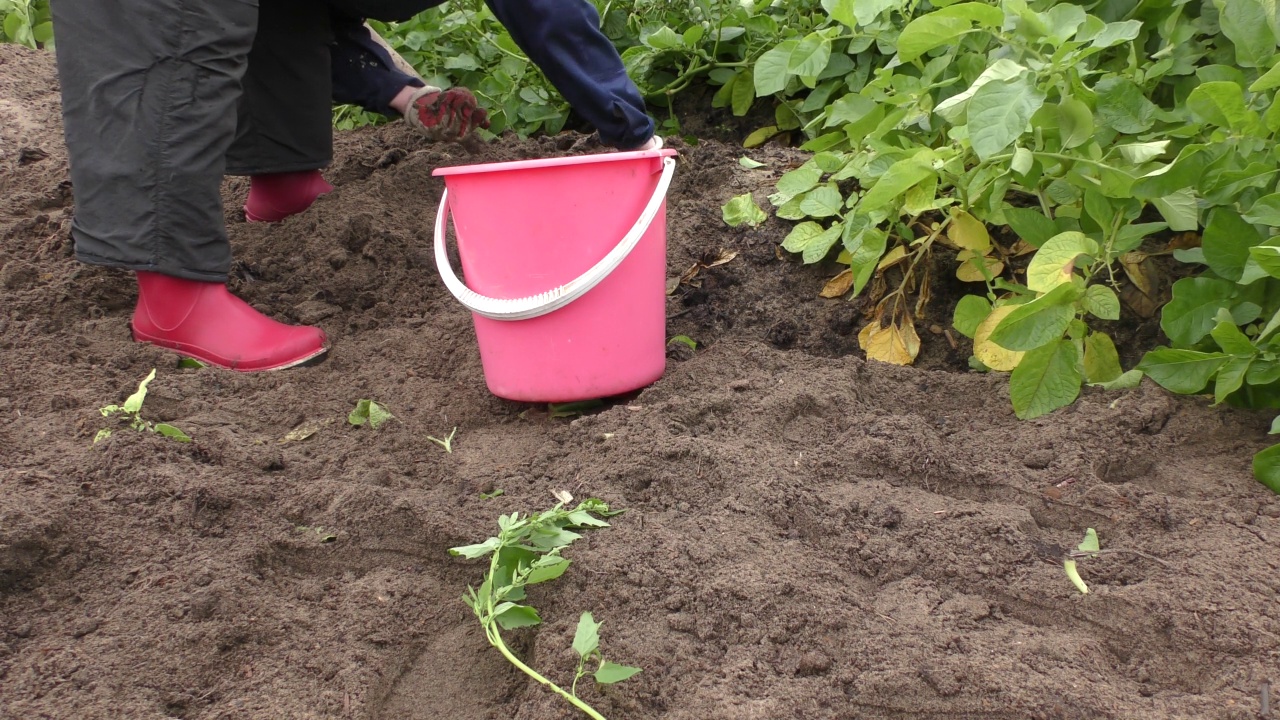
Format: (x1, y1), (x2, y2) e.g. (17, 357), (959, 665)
(1010, 339), (1083, 420)
(595, 661), (643, 684)
(966, 74), (1045, 161)
(1137, 348), (1229, 394)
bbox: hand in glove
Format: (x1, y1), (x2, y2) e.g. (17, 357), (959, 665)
(404, 86), (491, 142)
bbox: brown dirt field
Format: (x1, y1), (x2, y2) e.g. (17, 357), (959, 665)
(2, 44), (1279, 720)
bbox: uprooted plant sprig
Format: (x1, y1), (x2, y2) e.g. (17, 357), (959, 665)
(94, 368), (191, 444)
(449, 495), (639, 720)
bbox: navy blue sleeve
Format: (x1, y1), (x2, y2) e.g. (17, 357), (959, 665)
(330, 12), (426, 117)
(484, 0), (655, 149)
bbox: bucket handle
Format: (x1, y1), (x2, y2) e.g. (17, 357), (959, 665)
(434, 156), (676, 321)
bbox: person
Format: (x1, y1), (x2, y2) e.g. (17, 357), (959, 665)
(50, 0), (661, 372)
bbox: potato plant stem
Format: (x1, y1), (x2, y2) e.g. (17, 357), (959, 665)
(485, 625), (606, 720)
(480, 542), (607, 720)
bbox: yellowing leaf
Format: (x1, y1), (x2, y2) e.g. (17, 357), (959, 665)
(819, 269), (854, 298)
(877, 245), (908, 271)
(282, 423), (319, 443)
(973, 305), (1026, 371)
(1026, 232), (1099, 293)
(948, 210), (992, 253)
(744, 125), (780, 148)
(956, 254), (1004, 282)
(1010, 239), (1037, 257)
(1120, 251), (1154, 297)
(858, 319), (921, 365)
(706, 249), (739, 267)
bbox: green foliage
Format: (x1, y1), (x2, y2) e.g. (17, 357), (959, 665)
(450, 498), (637, 720)
(548, 400), (605, 418)
(348, 399), (394, 429)
(358, 0), (839, 137)
(675, 0), (1280, 483)
(0, 0), (52, 49)
(94, 369), (191, 444)
(361, 0), (571, 138)
(571, 612), (642, 694)
(667, 334), (698, 350)
(722, 193), (767, 227)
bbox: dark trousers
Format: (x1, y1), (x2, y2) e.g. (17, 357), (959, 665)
(228, 0), (436, 175)
(53, 0), (438, 281)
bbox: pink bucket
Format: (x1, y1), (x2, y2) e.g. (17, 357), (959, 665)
(432, 148), (678, 403)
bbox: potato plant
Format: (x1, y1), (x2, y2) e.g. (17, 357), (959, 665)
(94, 369), (191, 444)
(449, 497), (639, 720)
(0, 0), (51, 49)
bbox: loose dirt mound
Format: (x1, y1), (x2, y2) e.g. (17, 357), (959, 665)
(2, 44), (1278, 720)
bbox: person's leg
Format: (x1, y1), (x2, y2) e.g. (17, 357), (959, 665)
(52, 0), (328, 371)
(230, 0), (338, 223)
(228, 0), (335, 176)
(52, 0), (253, 281)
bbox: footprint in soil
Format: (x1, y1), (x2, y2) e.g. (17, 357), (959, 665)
(370, 624), (515, 720)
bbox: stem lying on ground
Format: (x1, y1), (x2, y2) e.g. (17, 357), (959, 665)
(449, 498), (636, 720)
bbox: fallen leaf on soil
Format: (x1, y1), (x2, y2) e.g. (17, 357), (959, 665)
(858, 320), (920, 366)
(820, 269), (854, 298)
(706, 249), (739, 268)
(973, 306), (1025, 371)
(281, 423), (320, 443)
(680, 262), (701, 285)
(1121, 283), (1164, 319)
(671, 250), (739, 293)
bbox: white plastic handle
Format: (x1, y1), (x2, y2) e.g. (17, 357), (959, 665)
(434, 156), (676, 321)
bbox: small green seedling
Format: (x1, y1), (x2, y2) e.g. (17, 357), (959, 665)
(480, 489), (505, 500)
(177, 357), (204, 369)
(428, 426), (458, 453)
(348, 399), (393, 429)
(449, 496), (637, 720)
(667, 335), (698, 350)
(1064, 528), (1100, 594)
(94, 369), (190, 444)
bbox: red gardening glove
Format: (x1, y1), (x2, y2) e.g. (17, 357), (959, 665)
(405, 86), (490, 141)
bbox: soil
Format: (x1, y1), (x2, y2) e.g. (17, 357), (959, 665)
(3, 44), (1280, 720)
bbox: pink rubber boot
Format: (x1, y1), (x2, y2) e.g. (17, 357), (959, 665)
(131, 271), (328, 371)
(243, 170), (333, 223)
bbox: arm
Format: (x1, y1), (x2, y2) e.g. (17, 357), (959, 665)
(483, 0), (655, 149)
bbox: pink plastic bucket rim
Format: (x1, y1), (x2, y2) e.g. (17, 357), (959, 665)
(432, 147), (677, 177)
